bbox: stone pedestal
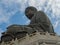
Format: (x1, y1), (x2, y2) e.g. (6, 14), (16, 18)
(0, 32), (60, 45)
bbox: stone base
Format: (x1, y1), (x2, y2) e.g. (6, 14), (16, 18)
(0, 32), (60, 45)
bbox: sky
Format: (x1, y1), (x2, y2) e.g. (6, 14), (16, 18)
(0, 0), (60, 36)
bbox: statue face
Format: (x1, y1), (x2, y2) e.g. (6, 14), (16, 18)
(25, 6), (37, 19)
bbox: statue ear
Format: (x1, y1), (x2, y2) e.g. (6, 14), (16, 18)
(25, 6), (37, 20)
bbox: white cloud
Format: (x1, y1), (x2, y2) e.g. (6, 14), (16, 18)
(0, 0), (20, 24)
(28, 0), (47, 11)
(51, 0), (60, 18)
(54, 21), (59, 29)
(0, 8), (17, 24)
(25, 0), (60, 27)
(0, 0), (60, 30)
(18, 0), (60, 29)
(30, 0), (60, 19)
(0, 0), (29, 25)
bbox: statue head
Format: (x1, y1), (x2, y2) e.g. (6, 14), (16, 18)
(25, 6), (37, 19)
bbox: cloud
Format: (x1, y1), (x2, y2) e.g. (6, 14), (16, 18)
(0, 0), (60, 23)
(0, 0), (29, 25)
(0, 0), (60, 31)
(21, 0), (60, 29)
(27, 0), (60, 29)
(27, 0), (60, 19)
(28, 0), (46, 9)
(51, 0), (60, 18)
(19, 0), (60, 29)
(54, 21), (59, 29)
(0, 0), (20, 24)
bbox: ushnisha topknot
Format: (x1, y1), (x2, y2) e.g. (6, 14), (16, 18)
(25, 6), (37, 19)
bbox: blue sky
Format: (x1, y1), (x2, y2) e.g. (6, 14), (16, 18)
(0, 0), (60, 36)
